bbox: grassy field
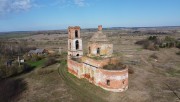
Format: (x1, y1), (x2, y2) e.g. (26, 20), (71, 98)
(58, 62), (108, 102)
(0, 33), (32, 39)
(1, 29), (180, 102)
(27, 59), (46, 68)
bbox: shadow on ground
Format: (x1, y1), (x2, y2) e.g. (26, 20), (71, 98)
(0, 78), (27, 102)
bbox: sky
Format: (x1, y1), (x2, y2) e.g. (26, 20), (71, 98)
(0, 0), (180, 32)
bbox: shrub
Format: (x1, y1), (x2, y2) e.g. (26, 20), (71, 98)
(128, 68), (134, 74)
(0, 65), (6, 79)
(60, 59), (67, 66)
(143, 41), (159, 51)
(103, 62), (126, 70)
(159, 43), (166, 48)
(176, 41), (180, 49)
(8, 66), (18, 77)
(148, 36), (157, 41)
(31, 55), (43, 62)
(159, 36), (178, 48)
(37, 69), (54, 75)
(176, 51), (180, 55)
(23, 54), (31, 61)
(143, 41), (152, 49)
(150, 53), (158, 59)
(48, 53), (60, 58)
(0, 63), (34, 79)
(42, 57), (57, 68)
(135, 39), (148, 45)
(23, 63), (35, 73)
(0, 65), (19, 78)
(135, 36), (160, 51)
(164, 36), (175, 42)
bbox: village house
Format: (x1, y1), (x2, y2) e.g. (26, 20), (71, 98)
(67, 25), (128, 92)
(28, 48), (47, 56)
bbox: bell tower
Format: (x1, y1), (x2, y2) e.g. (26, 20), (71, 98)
(68, 26), (83, 58)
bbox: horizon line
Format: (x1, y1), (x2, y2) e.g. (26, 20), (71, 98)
(1, 25), (180, 33)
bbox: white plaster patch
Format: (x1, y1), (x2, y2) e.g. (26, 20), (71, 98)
(99, 72), (128, 80)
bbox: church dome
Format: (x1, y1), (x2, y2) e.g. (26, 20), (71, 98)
(87, 25), (113, 58)
(89, 25), (110, 43)
(89, 31), (110, 43)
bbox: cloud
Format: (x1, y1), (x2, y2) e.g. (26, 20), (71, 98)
(74, 0), (86, 7)
(0, 0), (88, 16)
(50, 0), (70, 7)
(0, 0), (34, 15)
(51, 0), (87, 7)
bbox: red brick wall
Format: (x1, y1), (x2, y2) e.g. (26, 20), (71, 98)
(88, 43), (113, 57)
(82, 56), (118, 68)
(97, 68), (128, 90)
(98, 25), (102, 31)
(68, 59), (83, 77)
(68, 26), (81, 39)
(68, 58), (128, 92)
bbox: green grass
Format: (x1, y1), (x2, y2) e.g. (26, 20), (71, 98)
(27, 59), (46, 68)
(136, 48), (143, 51)
(58, 63), (108, 102)
(60, 59), (67, 66)
(167, 69), (180, 77)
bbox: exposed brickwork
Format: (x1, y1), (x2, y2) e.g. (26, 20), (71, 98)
(98, 25), (102, 31)
(67, 25), (128, 92)
(82, 56), (118, 68)
(68, 26), (83, 58)
(68, 59), (83, 78)
(97, 68), (128, 91)
(68, 68), (78, 76)
(68, 26), (81, 39)
(87, 43), (113, 57)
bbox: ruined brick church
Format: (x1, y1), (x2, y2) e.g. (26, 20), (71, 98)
(67, 25), (128, 92)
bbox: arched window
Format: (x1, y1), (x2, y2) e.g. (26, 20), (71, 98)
(75, 40), (79, 50)
(75, 30), (78, 38)
(69, 30), (71, 38)
(122, 80), (125, 84)
(89, 47), (91, 54)
(107, 80), (110, 86)
(69, 42), (71, 50)
(97, 48), (100, 54)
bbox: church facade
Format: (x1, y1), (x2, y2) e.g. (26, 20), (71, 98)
(67, 25), (128, 92)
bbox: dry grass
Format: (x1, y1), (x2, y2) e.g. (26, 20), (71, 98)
(103, 62), (126, 70)
(5, 30), (180, 102)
